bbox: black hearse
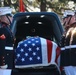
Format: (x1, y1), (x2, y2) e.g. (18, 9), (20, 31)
(11, 12), (64, 75)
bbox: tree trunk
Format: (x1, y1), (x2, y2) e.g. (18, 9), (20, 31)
(40, 0), (46, 11)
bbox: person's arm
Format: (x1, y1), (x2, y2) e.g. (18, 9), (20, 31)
(0, 27), (6, 66)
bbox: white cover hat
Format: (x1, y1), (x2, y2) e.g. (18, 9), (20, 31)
(0, 7), (12, 16)
(63, 10), (74, 18)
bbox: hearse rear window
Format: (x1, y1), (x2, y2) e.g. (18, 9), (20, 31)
(12, 14), (62, 48)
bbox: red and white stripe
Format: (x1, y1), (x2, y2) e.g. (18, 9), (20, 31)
(40, 38), (60, 66)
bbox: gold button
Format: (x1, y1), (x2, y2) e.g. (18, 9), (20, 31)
(7, 54), (9, 55)
(2, 57), (4, 58)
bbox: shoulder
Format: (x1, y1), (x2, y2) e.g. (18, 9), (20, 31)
(66, 27), (74, 37)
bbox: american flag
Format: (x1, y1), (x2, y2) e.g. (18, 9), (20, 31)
(15, 37), (60, 68)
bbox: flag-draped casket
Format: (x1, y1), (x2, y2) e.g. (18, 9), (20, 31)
(15, 37), (60, 69)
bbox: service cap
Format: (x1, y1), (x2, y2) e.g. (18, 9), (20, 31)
(63, 10), (74, 18)
(0, 7), (12, 16)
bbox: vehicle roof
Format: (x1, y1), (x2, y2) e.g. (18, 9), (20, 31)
(13, 12), (64, 34)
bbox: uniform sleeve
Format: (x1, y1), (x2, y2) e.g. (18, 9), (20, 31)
(0, 28), (6, 56)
